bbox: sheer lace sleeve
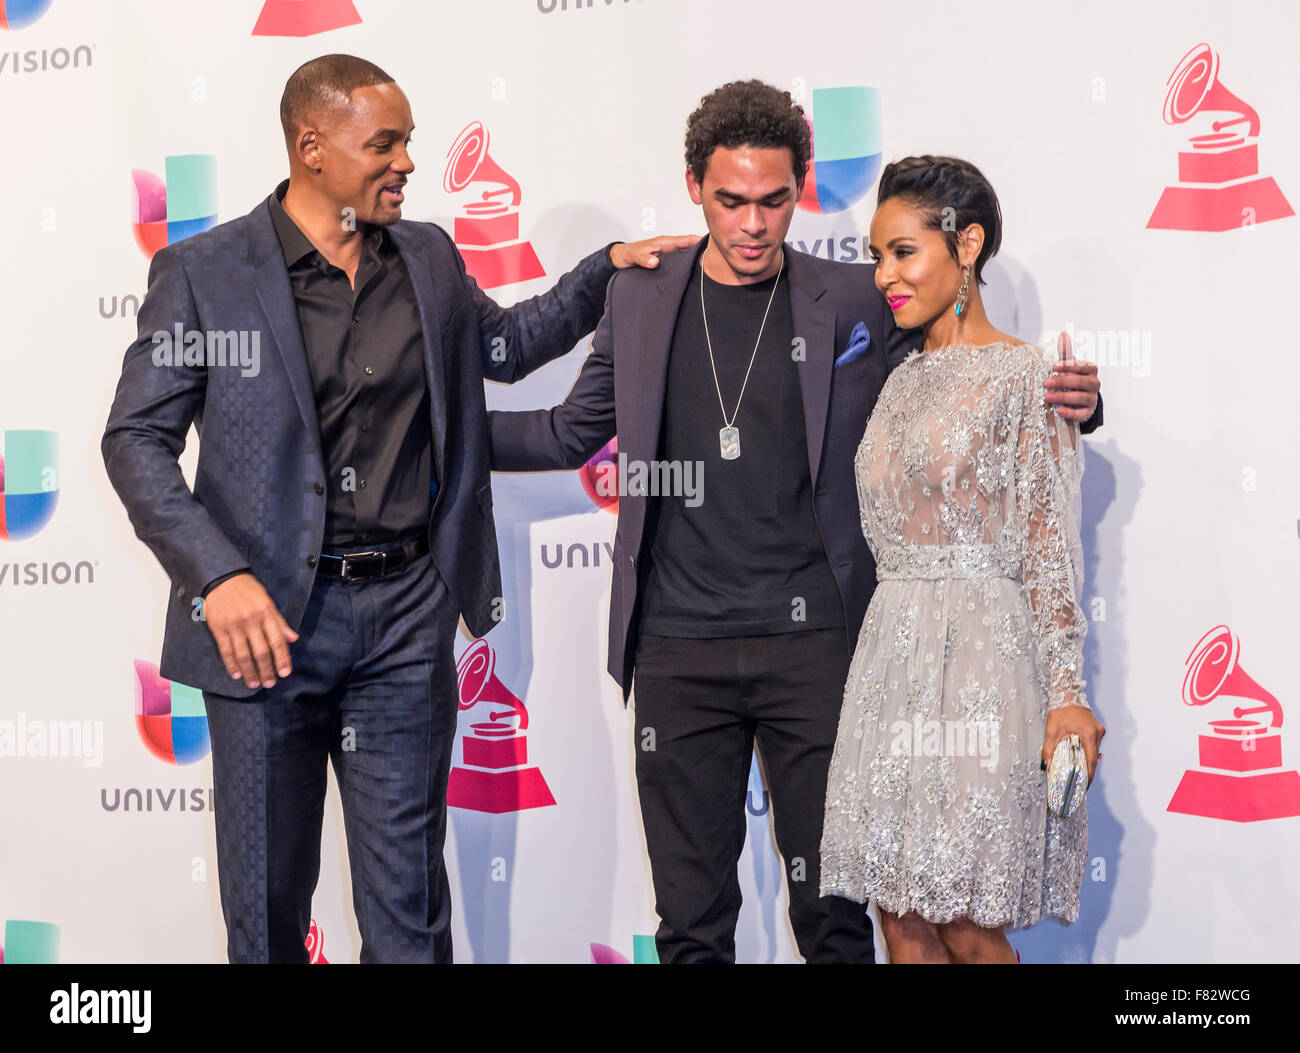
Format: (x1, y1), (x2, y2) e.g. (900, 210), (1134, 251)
(1014, 348), (1089, 712)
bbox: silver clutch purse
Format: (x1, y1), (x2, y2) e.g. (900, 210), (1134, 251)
(1046, 733), (1087, 819)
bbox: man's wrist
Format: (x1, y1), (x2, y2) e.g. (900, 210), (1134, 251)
(202, 567), (251, 597)
(1081, 392), (1103, 433)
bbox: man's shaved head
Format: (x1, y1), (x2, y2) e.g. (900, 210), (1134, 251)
(279, 53), (394, 147)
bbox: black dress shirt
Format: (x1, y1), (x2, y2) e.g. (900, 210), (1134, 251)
(268, 182), (433, 549)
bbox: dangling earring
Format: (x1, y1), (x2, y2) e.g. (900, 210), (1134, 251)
(954, 265), (971, 317)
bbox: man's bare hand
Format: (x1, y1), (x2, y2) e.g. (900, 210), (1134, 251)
(609, 235), (699, 270)
(202, 572), (299, 690)
(1045, 330), (1100, 422)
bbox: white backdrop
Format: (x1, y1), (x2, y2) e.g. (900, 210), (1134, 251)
(1, 0), (1297, 964)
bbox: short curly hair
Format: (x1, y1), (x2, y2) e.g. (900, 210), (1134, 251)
(684, 80), (811, 187)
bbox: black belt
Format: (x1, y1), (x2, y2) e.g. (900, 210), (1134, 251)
(317, 535), (428, 583)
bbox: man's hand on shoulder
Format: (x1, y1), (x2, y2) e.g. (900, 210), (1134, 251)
(202, 572), (300, 690)
(609, 235), (699, 270)
(1045, 330), (1100, 423)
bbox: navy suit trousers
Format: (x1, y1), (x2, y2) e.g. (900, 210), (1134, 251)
(203, 552), (460, 963)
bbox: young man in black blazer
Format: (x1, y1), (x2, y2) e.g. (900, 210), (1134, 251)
(490, 80), (1102, 963)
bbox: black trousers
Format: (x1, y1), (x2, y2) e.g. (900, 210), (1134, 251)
(631, 628), (875, 963)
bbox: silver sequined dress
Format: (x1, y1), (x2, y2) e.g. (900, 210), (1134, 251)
(819, 342), (1090, 929)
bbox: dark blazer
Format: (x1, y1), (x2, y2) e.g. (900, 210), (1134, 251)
(103, 188), (615, 698)
(489, 239), (910, 699)
(490, 238), (1102, 702)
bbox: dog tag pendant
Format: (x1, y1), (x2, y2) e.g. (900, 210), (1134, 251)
(719, 426), (740, 460)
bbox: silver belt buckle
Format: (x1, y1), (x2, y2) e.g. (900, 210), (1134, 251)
(340, 550), (387, 582)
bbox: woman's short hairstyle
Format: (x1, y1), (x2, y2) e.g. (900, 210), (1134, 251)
(876, 155), (1002, 285)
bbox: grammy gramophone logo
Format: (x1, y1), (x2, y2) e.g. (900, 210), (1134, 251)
(580, 435), (619, 514)
(443, 121), (546, 290)
(448, 639), (556, 814)
(1167, 625), (1300, 822)
(251, 0), (360, 36)
(1147, 43), (1294, 232)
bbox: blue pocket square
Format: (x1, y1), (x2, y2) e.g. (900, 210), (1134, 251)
(835, 322), (871, 367)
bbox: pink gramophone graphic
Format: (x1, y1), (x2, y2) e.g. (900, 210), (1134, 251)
(443, 121), (546, 290)
(251, 0), (361, 37)
(447, 639), (556, 814)
(1167, 625), (1300, 822)
(579, 435), (619, 514)
(305, 918), (329, 963)
(1147, 43), (1293, 232)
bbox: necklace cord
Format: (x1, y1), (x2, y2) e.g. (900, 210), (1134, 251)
(699, 251), (785, 428)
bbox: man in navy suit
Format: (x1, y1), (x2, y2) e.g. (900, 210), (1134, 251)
(489, 80), (1102, 963)
(102, 53), (689, 963)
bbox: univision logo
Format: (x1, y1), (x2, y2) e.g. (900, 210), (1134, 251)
(0, 0), (52, 30)
(101, 662), (214, 811)
(589, 935), (659, 964)
(131, 155), (218, 260)
(0, 429), (57, 541)
(134, 659), (210, 765)
(0, 0), (94, 77)
(796, 86), (883, 215)
(539, 540), (614, 570)
(0, 919), (59, 964)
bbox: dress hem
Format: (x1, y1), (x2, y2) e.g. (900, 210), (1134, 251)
(819, 883), (1080, 930)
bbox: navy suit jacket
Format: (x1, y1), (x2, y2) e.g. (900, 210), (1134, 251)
(490, 238), (1102, 701)
(103, 188), (615, 698)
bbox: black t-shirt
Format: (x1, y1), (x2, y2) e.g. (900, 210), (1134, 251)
(638, 261), (843, 637)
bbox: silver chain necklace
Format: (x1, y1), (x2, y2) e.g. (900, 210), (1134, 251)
(699, 251), (784, 461)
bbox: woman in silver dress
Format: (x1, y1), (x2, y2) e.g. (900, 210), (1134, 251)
(819, 156), (1106, 963)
